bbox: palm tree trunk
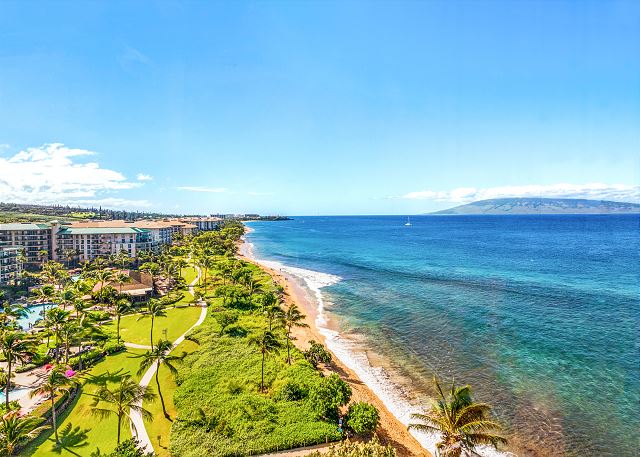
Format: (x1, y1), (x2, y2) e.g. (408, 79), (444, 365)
(117, 412), (122, 444)
(5, 358), (11, 409)
(286, 332), (291, 365)
(150, 316), (154, 349)
(52, 395), (59, 443)
(156, 366), (169, 419)
(117, 315), (121, 342)
(261, 351), (265, 393)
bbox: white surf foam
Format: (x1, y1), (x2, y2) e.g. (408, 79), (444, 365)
(241, 235), (514, 457)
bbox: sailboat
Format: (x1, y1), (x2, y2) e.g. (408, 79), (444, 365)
(405, 216), (412, 226)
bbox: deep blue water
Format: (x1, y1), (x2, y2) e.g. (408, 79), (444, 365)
(246, 215), (640, 457)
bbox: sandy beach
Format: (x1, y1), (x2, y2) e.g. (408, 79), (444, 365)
(238, 232), (431, 457)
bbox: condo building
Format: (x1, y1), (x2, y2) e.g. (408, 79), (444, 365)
(0, 246), (22, 285)
(0, 222), (53, 267)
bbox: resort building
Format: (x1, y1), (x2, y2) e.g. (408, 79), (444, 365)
(0, 216), (214, 266)
(178, 216), (221, 231)
(56, 226), (153, 262)
(0, 246), (22, 285)
(92, 270), (154, 302)
(0, 222), (54, 267)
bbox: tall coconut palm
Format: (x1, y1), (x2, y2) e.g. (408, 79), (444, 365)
(0, 331), (35, 409)
(29, 365), (76, 444)
(38, 250), (49, 267)
(57, 288), (77, 311)
(279, 303), (309, 365)
(174, 258), (188, 277)
(0, 410), (48, 456)
(265, 304), (284, 331)
(91, 375), (155, 445)
(0, 301), (28, 329)
(248, 330), (282, 393)
(112, 298), (132, 343)
(408, 378), (507, 457)
(137, 299), (166, 349)
(44, 308), (71, 363)
(93, 269), (114, 303)
(114, 272), (131, 295)
(136, 339), (184, 420)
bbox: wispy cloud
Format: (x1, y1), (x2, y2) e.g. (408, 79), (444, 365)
(136, 173), (153, 181)
(118, 45), (151, 68)
(396, 183), (640, 203)
(176, 186), (227, 193)
(0, 143), (149, 208)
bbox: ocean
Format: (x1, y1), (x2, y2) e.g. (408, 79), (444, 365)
(243, 215), (639, 457)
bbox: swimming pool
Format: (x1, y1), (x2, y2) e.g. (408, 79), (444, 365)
(16, 303), (53, 329)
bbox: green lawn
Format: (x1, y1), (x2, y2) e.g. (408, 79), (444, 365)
(182, 266), (198, 285)
(106, 306), (202, 347)
(145, 339), (200, 456)
(24, 348), (146, 457)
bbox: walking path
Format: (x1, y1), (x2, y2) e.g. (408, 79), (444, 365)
(257, 443), (333, 456)
(129, 263), (206, 455)
(124, 342), (152, 350)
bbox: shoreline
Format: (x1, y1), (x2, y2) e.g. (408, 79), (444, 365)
(238, 229), (431, 457)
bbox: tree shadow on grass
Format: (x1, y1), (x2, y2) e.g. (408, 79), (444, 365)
(83, 369), (130, 386)
(49, 423), (90, 455)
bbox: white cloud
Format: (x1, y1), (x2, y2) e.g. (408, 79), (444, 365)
(0, 143), (149, 208)
(136, 173), (153, 181)
(398, 183), (640, 203)
(176, 186), (227, 193)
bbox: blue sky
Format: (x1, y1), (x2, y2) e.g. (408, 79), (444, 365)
(0, 0), (638, 215)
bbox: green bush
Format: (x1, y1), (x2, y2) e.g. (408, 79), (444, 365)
(103, 340), (126, 355)
(309, 437), (396, 456)
(170, 312), (341, 456)
(304, 340), (332, 367)
(308, 373), (352, 422)
(346, 402), (380, 434)
(91, 438), (152, 457)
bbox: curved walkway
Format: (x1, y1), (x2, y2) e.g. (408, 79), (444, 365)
(129, 263), (206, 455)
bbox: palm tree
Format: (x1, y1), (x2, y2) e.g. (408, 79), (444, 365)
(93, 269), (114, 303)
(265, 304), (284, 331)
(248, 331), (282, 393)
(57, 287), (77, 311)
(136, 339), (184, 420)
(44, 308), (71, 363)
(0, 301), (28, 329)
(0, 410), (48, 456)
(260, 291), (278, 313)
(113, 298), (132, 343)
(279, 303), (309, 365)
(91, 375), (155, 445)
(114, 272), (131, 294)
(38, 249), (49, 267)
(408, 378), (507, 457)
(30, 365), (76, 444)
(137, 299), (166, 349)
(174, 258), (188, 278)
(139, 262), (160, 294)
(0, 331), (35, 409)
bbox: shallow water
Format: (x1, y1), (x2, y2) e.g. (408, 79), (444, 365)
(245, 215), (640, 457)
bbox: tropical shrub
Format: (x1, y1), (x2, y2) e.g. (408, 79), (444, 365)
(345, 402), (380, 434)
(308, 437), (396, 456)
(304, 340), (332, 367)
(308, 373), (352, 421)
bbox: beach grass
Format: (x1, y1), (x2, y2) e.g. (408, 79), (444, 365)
(144, 339), (200, 456)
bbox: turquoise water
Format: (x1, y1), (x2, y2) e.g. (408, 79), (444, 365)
(17, 303), (52, 329)
(246, 215), (639, 457)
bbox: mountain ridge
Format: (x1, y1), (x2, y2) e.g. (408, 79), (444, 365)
(429, 198), (640, 215)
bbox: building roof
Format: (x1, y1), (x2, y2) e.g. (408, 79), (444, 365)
(0, 223), (51, 231)
(68, 219), (196, 230)
(58, 227), (150, 235)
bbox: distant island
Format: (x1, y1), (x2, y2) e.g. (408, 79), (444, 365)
(429, 198), (640, 215)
